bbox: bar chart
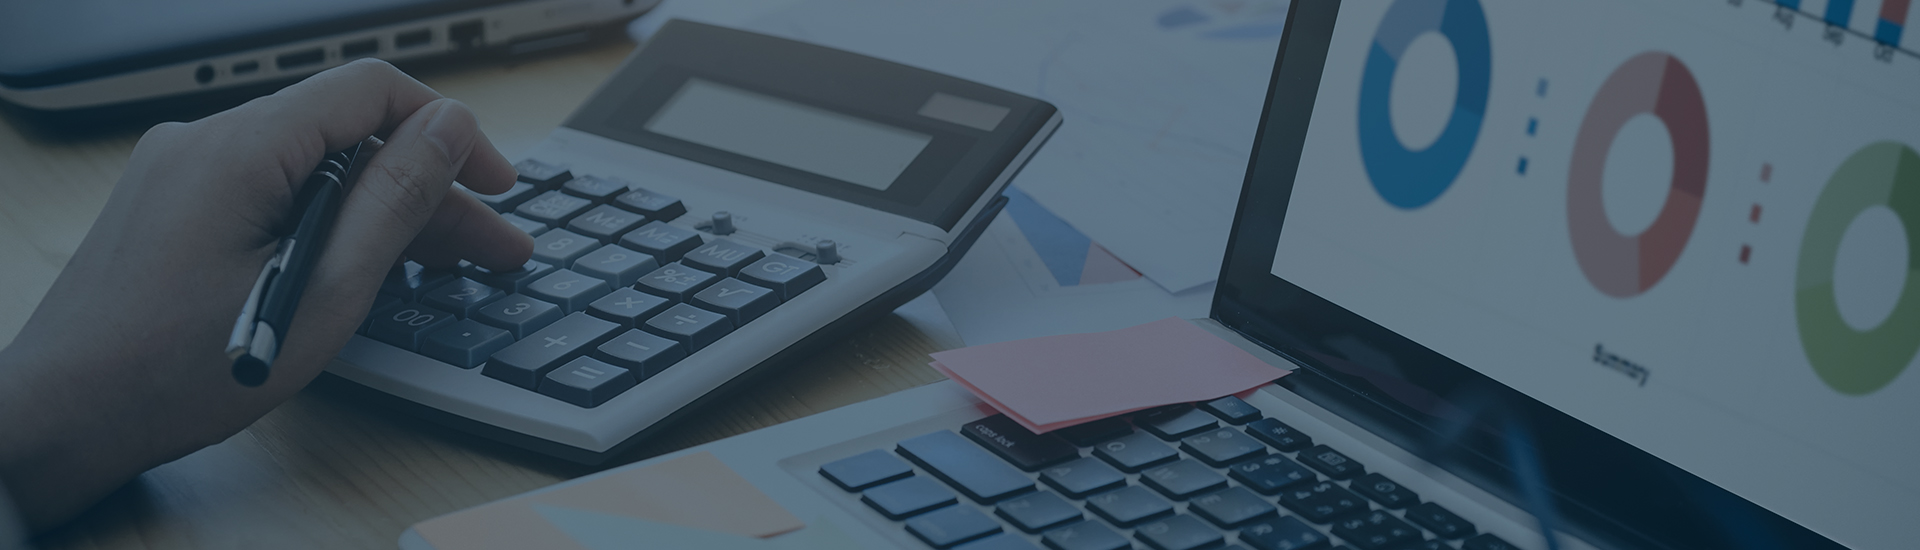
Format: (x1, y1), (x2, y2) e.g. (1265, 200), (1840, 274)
(1766, 0), (1918, 49)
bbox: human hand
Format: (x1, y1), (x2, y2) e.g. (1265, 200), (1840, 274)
(0, 59), (533, 529)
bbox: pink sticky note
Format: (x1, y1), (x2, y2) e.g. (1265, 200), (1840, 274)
(930, 317), (1286, 433)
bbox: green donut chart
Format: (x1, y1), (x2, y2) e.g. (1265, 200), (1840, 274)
(1796, 141), (1920, 395)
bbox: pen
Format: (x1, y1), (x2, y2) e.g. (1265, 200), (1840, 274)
(227, 141), (365, 386)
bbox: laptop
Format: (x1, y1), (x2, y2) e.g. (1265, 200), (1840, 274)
(407, 1), (1917, 548)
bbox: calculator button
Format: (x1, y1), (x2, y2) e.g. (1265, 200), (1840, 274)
(1403, 502), (1475, 539)
(1181, 427), (1267, 467)
(565, 205), (648, 243)
(1331, 510), (1421, 550)
(1239, 516), (1331, 550)
(514, 191), (593, 225)
(618, 221), (703, 262)
(422, 277), (504, 317)
(690, 278), (779, 325)
(1133, 515), (1223, 550)
(572, 245), (658, 288)
(634, 262), (720, 302)
(1200, 396), (1262, 425)
(531, 228), (601, 267)
(1053, 417), (1133, 446)
(863, 476), (956, 520)
(539, 356), (637, 408)
(1140, 459), (1229, 500)
(463, 259), (555, 294)
(908, 505), (1003, 549)
(820, 449), (915, 492)
(897, 430), (1036, 504)
(1092, 432), (1179, 473)
(681, 239), (767, 275)
(590, 329), (686, 379)
(1350, 473), (1419, 509)
(1245, 418), (1314, 452)
(612, 187), (687, 220)
(367, 303), (457, 351)
(526, 269), (612, 312)
(962, 414), (1079, 471)
(473, 293), (564, 338)
(560, 174), (629, 202)
(1279, 481), (1367, 524)
(1042, 520), (1130, 550)
(381, 261), (456, 301)
(419, 319), (513, 369)
(959, 533), (1041, 550)
(641, 303), (734, 352)
(466, 181), (536, 213)
(738, 253), (826, 300)
(1085, 485), (1174, 526)
(1188, 487), (1278, 528)
(483, 312), (618, 390)
(1461, 534), (1518, 550)
(1229, 455), (1317, 495)
(585, 288), (672, 328)
(1297, 445), (1364, 480)
(1038, 457), (1126, 499)
(994, 491), (1081, 533)
(1138, 406), (1220, 440)
(513, 158), (571, 189)
(362, 294), (401, 335)
(497, 212), (550, 237)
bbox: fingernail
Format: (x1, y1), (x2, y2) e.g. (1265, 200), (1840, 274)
(421, 100), (475, 166)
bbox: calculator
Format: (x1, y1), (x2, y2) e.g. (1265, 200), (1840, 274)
(327, 20), (1060, 464)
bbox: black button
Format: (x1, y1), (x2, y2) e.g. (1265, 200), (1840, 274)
(1180, 426), (1267, 467)
(1229, 454), (1317, 495)
(962, 414), (1080, 471)
(1239, 516), (1331, 550)
(1085, 485), (1174, 526)
(861, 476), (955, 520)
(1297, 445), (1365, 480)
(1187, 486), (1278, 528)
(1461, 533), (1519, 550)
(1038, 457), (1127, 499)
(1137, 406), (1220, 440)
(994, 491), (1081, 533)
(1200, 395), (1262, 424)
(1350, 473), (1419, 509)
(1053, 417), (1133, 446)
(1244, 418), (1313, 452)
(897, 430), (1035, 503)
(1330, 510), (1421, 550)
(818, 449), (913, 491)
(1139, 459), (1228, 500)
(1279, 481), (1368, 524)
(1132, 514), (1222, 550)
(905, 505), (1002, 549)
(1091, 432), (1179, 473)
(1405, 502), (1476, 539)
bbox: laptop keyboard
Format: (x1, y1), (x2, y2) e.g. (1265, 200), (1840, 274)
(818, 396), (1524, 550)
(359, 159), (828, 408)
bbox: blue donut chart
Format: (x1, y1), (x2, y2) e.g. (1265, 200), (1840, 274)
(1358, 0), (1493, 209)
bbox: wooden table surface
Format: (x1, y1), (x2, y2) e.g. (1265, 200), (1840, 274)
(1, 40), (957, 549)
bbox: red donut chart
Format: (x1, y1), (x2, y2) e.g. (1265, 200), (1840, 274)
(1567, 52), (1710, 298)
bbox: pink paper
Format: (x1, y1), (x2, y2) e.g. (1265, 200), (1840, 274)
(931, 318), (1286, 433)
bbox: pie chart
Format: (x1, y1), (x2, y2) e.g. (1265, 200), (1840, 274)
(1795, 141), (1920, 395)
(1356, 0), (1492, 209)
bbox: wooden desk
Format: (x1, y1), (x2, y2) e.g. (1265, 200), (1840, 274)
(0, 41), (955, 549)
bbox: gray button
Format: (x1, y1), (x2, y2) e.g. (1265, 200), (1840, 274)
(612, 187), (686, 220)
(381, 261), (457, 301)
(514, 191), (593, 225)
(419, 319), (513, 369)
(618, 221), (703, 262)
(572, 244), (658, 288)
(514, 159), (571, 189)
(497, 212), (549, 237)
(467, 181), (536, 213)
(681, 239), (766, 276)
(561, 174), (630, 202)
(642, 303), (734, 352)
(526, 269), (611, 312)
(422, 277), (505, 317)
(691, 278), (778, 325)
(532, 228), (600, 267)
(739, 253), (826, 301)
(484, 312), (619, 390)
(585, 288), (671, 328)
(361, 293), (401, 335)
(462, 259), (555, 294)
(590, 329), (686, 379)
(566, 205), (648, 243)
(368, 303), (457, 351)
(634, 262), (720, 302)
(539, 356), (637, 408)
(473, 293), (564, 338)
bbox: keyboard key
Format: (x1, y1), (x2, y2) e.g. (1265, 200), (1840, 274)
(819, 450), (914, 492)
(1332, 510), (1421, 550)
(1092, 432), (1179, 473)
(738, 253), (826, 300)
(473, 293), (564, 338)
(619, 221), (703, 262)
(958, 533), (1042, 550)
(560, 174), (629, 202)
(1200, 396), (1262, 425)
(367, 304), (457, 351)
(382, 261), (457, 301)
(526, 269), (612, 312)
(585, 288), (671, 327)
(1054, 417), (1133, 446)
(1460, 534), (1517, 550)
(514, 158), (571, 189)
(1403, 503), (1474, 539)
(682, 239), (767, 275)
(483, 312), (618, 389)
(613, 187), (687, 220)
(590, 329), (686, 379)
(862, 476), (956, 520)
(1229, 455), (1317, 495)
(515, 190), (594, 225)
(995, 491), (1081, 533)
(467, 181), (537, 213)
(539, 356), (637, 408)
(1182, 427), (1267, 467)
(1085, 485), (1173, 526)
(635, 262), (720, 302)
(362, 293), (401, 334)
(1189, 487), (1278, 528)
(1297, 445), (1364, 480)
(691, 278), (779, 325)
(1244, 418), (1313, 452)
(897, 430), (1035, 504)
(1138, 406), (1220, 440)
(419, 319), (513, 369)
(1140, 459), (1229, 500)
(1392, 541), (1455, 550)
(1043, 521), (1130, 550)
(962, 414), (1079, 472)
(1134, 515), (1223, 550)
(907, 505), (1003, 549)
(1240, 516), (1331, 550)
(1039, 457), (1126, 499)
(566, 204), (647, 243)
(1279, 482), (1367, 524)
(463, 259), (556, 294)
(642, 303), (734, 352)
(422, 277), (505, 317)
(1350, 473), (1419, 510)
(572, 245), (658, 288)
(531, 228), (601, 267)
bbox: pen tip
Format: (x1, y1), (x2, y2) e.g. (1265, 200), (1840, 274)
(232, 356), (271, 387)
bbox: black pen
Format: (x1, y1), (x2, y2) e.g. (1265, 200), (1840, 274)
(227, 141), (365, 386)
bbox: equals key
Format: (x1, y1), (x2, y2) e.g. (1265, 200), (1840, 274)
(961, 414), (1080, 471)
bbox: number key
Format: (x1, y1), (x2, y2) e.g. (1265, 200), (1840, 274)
(560, 174), (629, 202)
(473, 293), (564, 338)
(462, 259), (555, 294)
(422, 277), (504, 317)
(1350, 473), (1418, 509)
(513, 158), (571, 189)
(514, 190), (593, 225)
(368, 304), (457, 351)
(532, 228), (600, 267)
(572, 244), (657, 287)
(526, 269), (612, 312)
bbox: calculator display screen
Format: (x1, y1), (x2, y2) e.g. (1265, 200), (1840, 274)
(644, 78), (932, 192)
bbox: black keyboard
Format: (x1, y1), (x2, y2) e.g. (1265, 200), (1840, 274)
(817, 396), (1524, 550)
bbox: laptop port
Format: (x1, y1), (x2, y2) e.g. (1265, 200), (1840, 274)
(342, 38), (379, 59)
(449, 19), (484, 50)
(276, 48), (325, 70)
(194, 65), (214, 84)
(396, 29), (432, 49)
(232, 60), (259, 75)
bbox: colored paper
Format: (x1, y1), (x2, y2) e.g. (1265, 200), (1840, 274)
(930, 317), (1286, 433)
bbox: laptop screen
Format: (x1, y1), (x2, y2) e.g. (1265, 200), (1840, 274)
(1218, 1), (1916, 548)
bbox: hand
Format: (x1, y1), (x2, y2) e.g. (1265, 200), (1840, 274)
(0, 59), (533, 530)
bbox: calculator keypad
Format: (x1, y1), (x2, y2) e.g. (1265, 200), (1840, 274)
(372, 163), (828, 408)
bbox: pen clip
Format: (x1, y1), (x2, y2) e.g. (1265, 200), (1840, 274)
(226, 240), (290, 360)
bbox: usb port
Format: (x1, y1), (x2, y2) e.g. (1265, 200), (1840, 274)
(396, 29), (432, 49)
(342, 38), (379, 59)
(449, 19), (484, 49)
(231, 60), (259, 75)
(276, 48), (325, 70)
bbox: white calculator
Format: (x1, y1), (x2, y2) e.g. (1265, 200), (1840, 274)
(327, 20), (1060, 464)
